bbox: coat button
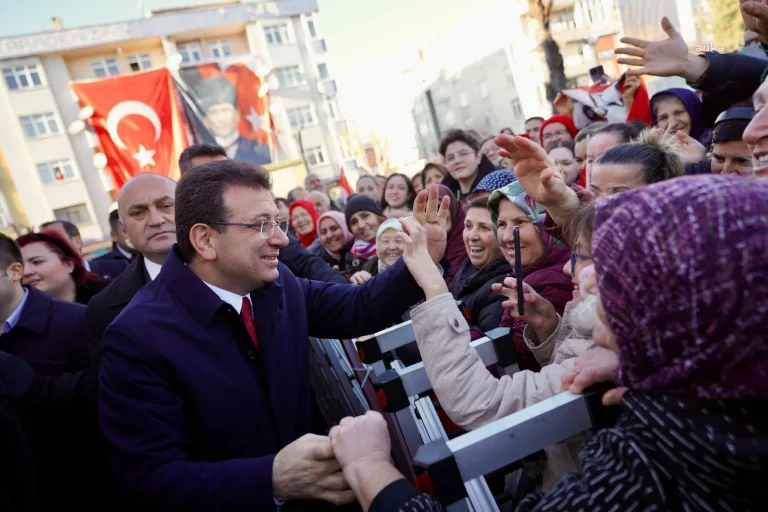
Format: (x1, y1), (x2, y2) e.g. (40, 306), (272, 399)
(247, 350), (256, 360)
(452, 318), (459, 328)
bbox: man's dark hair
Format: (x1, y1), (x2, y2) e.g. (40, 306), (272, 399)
(175, 160), (272, 261)
(179, 144), (228, 175)
(524, 116), (545, 125)
(596, 122), (641, 144)
(108, 209), (120, 234)
(40, 220), (80, 239)
(439, 129), (480, 157)
(286, 187), (306, 205)
(0, 233), (23, 271)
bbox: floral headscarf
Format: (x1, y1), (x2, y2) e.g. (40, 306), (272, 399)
(593, 175), (768, 400)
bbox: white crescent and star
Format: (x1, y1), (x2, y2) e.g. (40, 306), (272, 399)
(245, 106), (271, 133)
(105, 100), (161, 167)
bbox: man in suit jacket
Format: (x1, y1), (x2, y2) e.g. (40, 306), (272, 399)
(99, 161), (448, 510)
(90, 210), (135, 280)
(0, 233), (102, 510)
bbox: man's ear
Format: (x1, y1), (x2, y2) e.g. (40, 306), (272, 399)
(188, 224), (219, 262)
(6, 262), (23, 282)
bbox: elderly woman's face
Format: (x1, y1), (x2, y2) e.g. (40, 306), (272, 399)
(349, 211), (382, 242)
(590, 163), (646, 197)
(291, 206), (314, 236)
(582, 268), (618, 352)
(377, 229), (406, 266)
(310, 195), (330, 215)
(654, 97), (691, 136)
(711, 140), (755, 177)
(318, 217), (345, 253)
(424, 167), (445, 186)
(495, 198), (545, 267)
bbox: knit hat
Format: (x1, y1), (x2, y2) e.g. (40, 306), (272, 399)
(344, 194), (385, 226)
(472, 170), (517, 193)
(592, 175), (768, 400)
(539, 115), (578, 145)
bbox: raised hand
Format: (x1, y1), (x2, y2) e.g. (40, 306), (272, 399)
(668, 129), (707, 164)
(412, 184), (451, 264)
(398, 217), (449, 299)
(349, 271), (373, 286)
(615, 17), (708, 83)
(621, 74), (641, 111)
(494, 134), (570, 208)
(560, 346), (627, 406)
(742, 0), (768, 45)
(492, 277), (558, 341)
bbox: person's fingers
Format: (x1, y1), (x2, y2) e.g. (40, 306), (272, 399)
(569, 366), (614, 394)
(618, 36), (649, 49)
(317, 472), (350, 491)
(743, 0), (768, 21)
(498, 148), (514, 160)
(399, 216), (418, 235)
(396, 231), (414, 247)
(660, 16), (680, 39)
(616, 57), (647, 68)
(328, 425), (339, 441)
(413, 189), (428, 222)
(614, 46), (644, 58)
(624, 67), (650, 77)
(491, 282), (515, 299)
(438, 196), (451, 226)
(561, 371), (577, 391)
(308, 438), (336, 460)
(339, 416), (354, 428)
(426, 183), (439, 218)
(320, 490), (357, 506)
(602, 387), (629, 406)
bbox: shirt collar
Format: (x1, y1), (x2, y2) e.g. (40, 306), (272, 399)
(144, 258), (163, 281)
(202, 281), (249, 314)
(117, 245), (133, 260)
(2, 288), (29, 335)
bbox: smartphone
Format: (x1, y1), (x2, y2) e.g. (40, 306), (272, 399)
(589, 65), (605, 84)
(513, 226), (524, 316)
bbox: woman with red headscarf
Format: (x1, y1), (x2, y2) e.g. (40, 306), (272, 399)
(288, 200), (320, 249)
(16, 230), (108, 305)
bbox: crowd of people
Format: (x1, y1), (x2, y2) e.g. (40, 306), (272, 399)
(0, 6), (767, 512)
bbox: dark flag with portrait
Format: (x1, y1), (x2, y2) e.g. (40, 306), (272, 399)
(176, 62), (276, 165)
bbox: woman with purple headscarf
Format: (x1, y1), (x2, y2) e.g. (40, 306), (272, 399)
(521, 175), (768, 511)
(651, 87), (713, 147)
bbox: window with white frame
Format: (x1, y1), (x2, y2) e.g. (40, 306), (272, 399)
(317, 63), (330, 80)
(274, 66), (305, 88)
(92, 58), (120, 78)
(178, 42), (203, 64)
(54, 203), (91, 226)
(458, 91), (469, 108)
(209, 39), (232, 59)
(127, 53), (152, 72)
(2, 64), (42, 91)
(305, 146), (327, 168)
(511, 99), (524, 118)
(19, 112), (60, 138)
(325, 98), (340, 120)
(286, 106), (315, 128)
(264, 23), (293, 45)
(479, 80), (489, 99)
(306, 19), (318, 39)
(37, 159), (77, 185)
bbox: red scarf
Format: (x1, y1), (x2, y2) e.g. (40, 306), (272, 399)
(289, 200), (319, 248)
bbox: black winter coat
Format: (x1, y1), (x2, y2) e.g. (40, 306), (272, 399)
(448, 257), (511, 333)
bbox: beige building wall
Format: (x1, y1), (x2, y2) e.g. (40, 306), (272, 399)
(64, 44), (167, 81)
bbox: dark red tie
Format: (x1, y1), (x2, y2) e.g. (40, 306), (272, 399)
(240, 297), (259, 350)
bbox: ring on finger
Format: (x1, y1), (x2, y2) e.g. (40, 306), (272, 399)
(426, 220), (438, 224)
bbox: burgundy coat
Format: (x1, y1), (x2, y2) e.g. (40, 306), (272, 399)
(500, 246), (572, 371)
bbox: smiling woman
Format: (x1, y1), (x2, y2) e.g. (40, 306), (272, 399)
(311, 211), (354, 273)
(288, 200), (320, 249)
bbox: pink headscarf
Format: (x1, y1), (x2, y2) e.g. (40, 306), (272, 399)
(316, 211), (353, 260)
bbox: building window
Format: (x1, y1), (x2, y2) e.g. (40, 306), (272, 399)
(458, 91), (469, 108)
(286, 106), (315, 128)
(264, 23), (293, 45)
(511, 99), (524, 118)
(305, 146), (327, 168)
(178, 43), (203, 64)
(37, 159), (77, 185)
(478, 80), (489, 99)
(325, 98), (340, 120)
(19, 112), (61, 138)
(2, 64), (42, 91)
(92, 58), (120, 78)
(54, 203), (92, 226)
(317, 63), (330, 80)
(274, 66), (305, 88)
(306, 19), (318, 38)
(209, 39), (233, 59)
(127, 53), (152, 72)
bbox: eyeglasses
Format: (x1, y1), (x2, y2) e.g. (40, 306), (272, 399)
(571, 251), (593, 274)
(211, 220), (289, 239)
(543, 130), (571, 141)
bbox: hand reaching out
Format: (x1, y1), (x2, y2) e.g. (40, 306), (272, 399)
(560, 346), (628, 406)
(666, 129), (707, 164)
(398, 217), (449, 299)
(615, 17), (708, 83)
(621, 74), (641, 110)
(412, 184), (451, 264)
(742, 0), (768, 45)
(492, 277), (557, 331)
(349, 271), (373, 286)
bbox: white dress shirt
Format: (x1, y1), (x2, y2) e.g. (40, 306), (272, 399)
(117, 246), (133, 260)
(143, 258), (163, 281)
(202, 281), (251, 314)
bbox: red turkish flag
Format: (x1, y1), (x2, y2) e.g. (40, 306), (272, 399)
(71, 68), (188, 190)
(338, 169), (354, 195)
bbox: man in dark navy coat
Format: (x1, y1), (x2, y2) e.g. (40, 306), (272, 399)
(99, 161), (449, 510)
(90, 209), (135, 280)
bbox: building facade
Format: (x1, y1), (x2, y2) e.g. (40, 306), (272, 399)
(0, 0), (348, 241)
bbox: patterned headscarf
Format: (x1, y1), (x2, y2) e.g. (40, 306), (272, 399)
(593, 175), (768, 400)
(472, 170), (517, 194)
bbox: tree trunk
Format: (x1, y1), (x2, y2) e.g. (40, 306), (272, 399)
(542, 34), (568, 105)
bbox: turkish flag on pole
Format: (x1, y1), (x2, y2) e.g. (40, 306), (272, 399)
(71, 68), (188, 190)
(338, 169), (354, 195)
